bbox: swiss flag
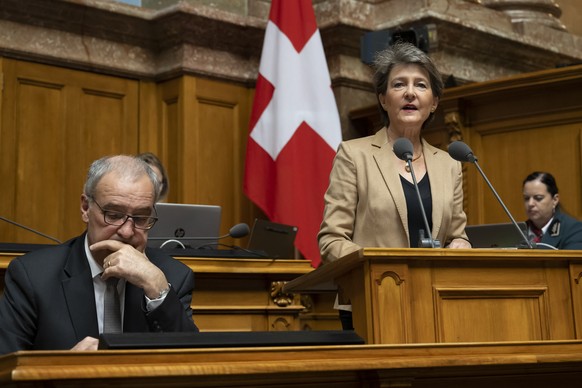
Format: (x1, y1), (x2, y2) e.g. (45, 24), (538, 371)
(243, 0), (342, 267)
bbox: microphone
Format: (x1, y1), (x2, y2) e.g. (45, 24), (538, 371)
(225, 223), (250, 239)
(191, 223), (269, 257)
(155, 223), (250, 249)
(447, 141), (534, 249)
(0, 215), (62, 244)
(393, 138), (441, 248)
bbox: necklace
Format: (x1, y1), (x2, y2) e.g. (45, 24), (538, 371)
(385, 130), (423, 173)
(405, 152), (423, 173)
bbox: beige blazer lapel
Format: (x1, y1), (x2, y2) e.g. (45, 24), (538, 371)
(371, 129), (409, 238)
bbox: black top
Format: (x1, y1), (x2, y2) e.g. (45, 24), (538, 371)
(400, 174), (433, 248)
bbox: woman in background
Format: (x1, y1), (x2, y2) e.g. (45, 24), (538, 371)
(523, 171), (582, 249)
(137, 152), (169, 202)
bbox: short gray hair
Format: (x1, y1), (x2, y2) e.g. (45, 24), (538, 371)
(372, 42), (443, 128)
(83, 155), (161, 203)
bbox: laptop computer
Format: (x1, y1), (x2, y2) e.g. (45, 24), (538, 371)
(247, 219), (297, 259)
(465, 222), (529, 248)
(147, 203), (221, 249)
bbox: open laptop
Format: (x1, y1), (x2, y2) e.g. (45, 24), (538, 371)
(247, 219), (298, 259)
(147, 203), (221, 249)
(465, 222), (529, 248)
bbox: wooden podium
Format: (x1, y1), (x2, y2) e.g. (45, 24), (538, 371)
(284, 248), (582, 345)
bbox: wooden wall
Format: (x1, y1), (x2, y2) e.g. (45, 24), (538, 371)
(138, 76), (256, 241)
(0, 57), (256, 244)
(0, 59), (139, 242)
(418, 64), (582, 225)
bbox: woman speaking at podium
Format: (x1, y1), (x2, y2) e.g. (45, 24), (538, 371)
(318, 42), (471, 329)
(318, 42), (471, 264)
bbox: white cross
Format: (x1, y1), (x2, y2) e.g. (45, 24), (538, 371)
(250, 21), (342, 160)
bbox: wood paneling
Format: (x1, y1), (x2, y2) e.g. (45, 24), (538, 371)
(0, 59), (139, 243)
(450, 82), (582, 223)
(188, 77), (254, 238)
(285, 248), (582, 345)
(429, 64), (582, 224)
(478, 123), (581, 223)
(0, 58), (258, 245)
(139, 76), (255, 241)
(435, 286), (549, 342)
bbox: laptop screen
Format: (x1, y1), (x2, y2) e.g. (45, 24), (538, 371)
(247, 219), (297, 259)
(147, 203), (221, 249)
(465, 222), (528, 248)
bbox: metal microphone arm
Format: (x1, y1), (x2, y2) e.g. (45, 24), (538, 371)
(0, 215), (62, 244)
(448, 141), (534, 249)
(472, 161), (533, 249)
(406, 160), (441, 248)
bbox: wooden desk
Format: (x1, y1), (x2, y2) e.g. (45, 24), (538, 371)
(0, 249), (316, 332)
(2, 341), (582, 387)
(285, 248), (582, 344)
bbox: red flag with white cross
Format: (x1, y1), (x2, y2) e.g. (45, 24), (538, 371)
(243, 0), (342, 267)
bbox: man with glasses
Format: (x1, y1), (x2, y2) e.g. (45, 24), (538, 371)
(0, 155), (198, 354)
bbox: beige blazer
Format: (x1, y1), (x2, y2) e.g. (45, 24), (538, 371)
(318, 129), (468, 263)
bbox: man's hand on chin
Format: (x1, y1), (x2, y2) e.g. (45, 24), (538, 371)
(71, 336), (99, 351)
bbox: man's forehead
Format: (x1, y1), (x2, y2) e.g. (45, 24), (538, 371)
(94, 172), (155, 205)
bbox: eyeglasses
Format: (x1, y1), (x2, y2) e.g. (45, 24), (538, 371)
(90, 199), (158, 230)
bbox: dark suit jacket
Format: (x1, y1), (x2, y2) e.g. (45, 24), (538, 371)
(0, 234), (198, 354)
(540, 211), (582, 250)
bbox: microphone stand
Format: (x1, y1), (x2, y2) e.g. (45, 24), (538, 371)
(471, 161), (533, 249)
(0, 216), (62, 244)
(448, 141), (534, 249)
(210, 242), (271, 258)
(405, 160), (441, 248)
